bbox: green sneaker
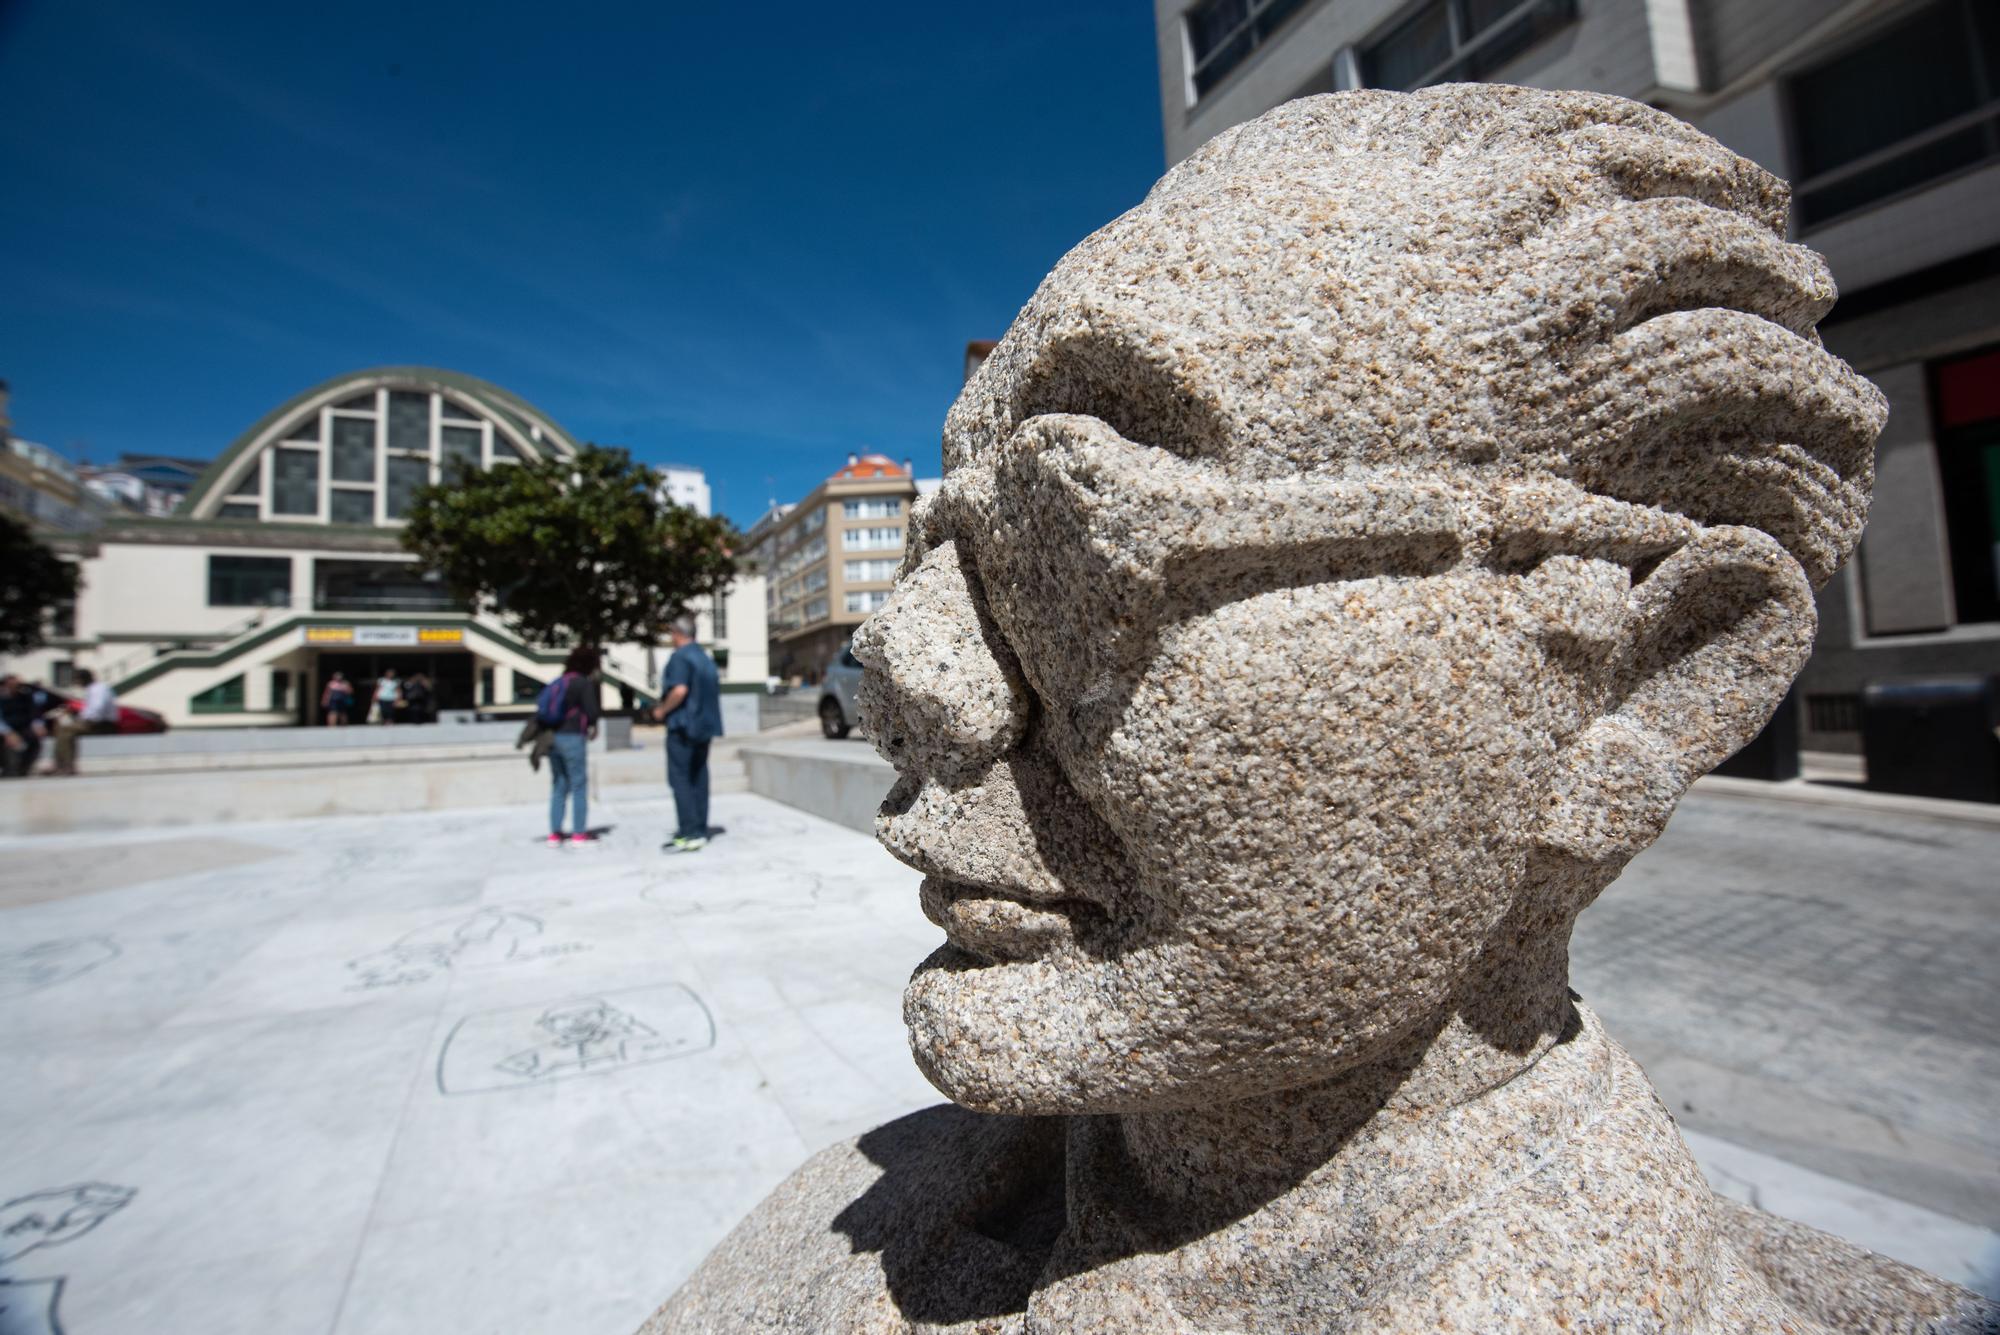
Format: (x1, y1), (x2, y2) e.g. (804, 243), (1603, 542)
(664, 836), (708, 853)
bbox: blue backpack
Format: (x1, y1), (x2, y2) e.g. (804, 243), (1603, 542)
(534, 674), (573, 728)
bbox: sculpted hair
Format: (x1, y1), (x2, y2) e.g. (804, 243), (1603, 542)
(953, 85), (1884, 588)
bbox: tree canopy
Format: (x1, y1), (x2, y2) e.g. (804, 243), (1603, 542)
(400, 445), (738, 649)
(0, 513), (82, 655)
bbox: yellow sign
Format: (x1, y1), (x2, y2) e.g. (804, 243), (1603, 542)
(418, 628), (464, 644)
(305, 627), (353, 644)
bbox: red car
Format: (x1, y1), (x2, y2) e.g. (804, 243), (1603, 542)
(57, 694), (170, 734)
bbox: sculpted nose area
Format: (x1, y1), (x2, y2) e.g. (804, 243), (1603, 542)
(850, 539), (1028, 781)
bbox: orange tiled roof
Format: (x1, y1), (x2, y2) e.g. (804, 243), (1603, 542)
(832, 453), (906, 481)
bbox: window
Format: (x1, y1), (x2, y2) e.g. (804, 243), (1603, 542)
(845, 558), (899, 583)
(801, 509), (826, 536)
(842, 497), (901, 520)
(271, 448), (319, 516)
(385, 456), (431, 520)
(387, 390), (431, 453)
(285, 412), (320, 443)
(191, 674), (246, 714)
(712, 592), (728, 641)
(1185, 0), (1311, 103)
(845, 589), (890, 614)
(441, 425), (481, 472)
(441, 396), (480, 422)
(1357, 0), (1575, 91)
(331, 417), (376, 482)
(50, 591), (76, 639)
(330, 489), (375, 525)
(272, 670), (291, 712)
(1934, 344), (2000, 625)
(52, 661), (77, 688)
(1787, 0), (2000, 227)
(802, 596), (830, 624)
(218, 503), (260, 520)
(228, 461), (261, 497)
(844, 526), (903, 551)
(208, 555), (292, 607)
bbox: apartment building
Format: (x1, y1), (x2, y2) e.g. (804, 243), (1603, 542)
(1155, 0), (2000, 750)
(753, 453), (938, 681)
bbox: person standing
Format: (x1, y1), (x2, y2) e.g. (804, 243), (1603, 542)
(544, 647), (601, 846)
(403, 672), (433, 725)
(373, 668), (400, 725)
(51, 669), (118, 775)
(322, 671), (353, 726)
(653, 615), (723, 853)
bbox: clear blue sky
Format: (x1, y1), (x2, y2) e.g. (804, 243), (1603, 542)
(0, 1), (1166, 527)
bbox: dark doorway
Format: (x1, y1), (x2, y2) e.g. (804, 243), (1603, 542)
(314, 651), (475, 724)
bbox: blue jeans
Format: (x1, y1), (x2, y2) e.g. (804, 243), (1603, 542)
(548, 731), (589, 835)
(667, 731), (710, 839)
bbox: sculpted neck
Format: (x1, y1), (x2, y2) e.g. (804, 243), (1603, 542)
(1085, 920), (1577, 1224)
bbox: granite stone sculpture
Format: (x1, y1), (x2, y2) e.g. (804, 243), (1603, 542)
(644, 86), (1998, 1332)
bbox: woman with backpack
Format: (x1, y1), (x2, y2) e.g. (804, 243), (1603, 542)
(543, 647), (601, 847)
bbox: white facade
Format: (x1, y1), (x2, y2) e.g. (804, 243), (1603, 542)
(7, 368), (767, 726)
(656, 463), (712, 517)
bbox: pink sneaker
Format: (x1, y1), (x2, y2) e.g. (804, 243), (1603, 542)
(546, 833), (564, 847)
(568, 832), (597, 846)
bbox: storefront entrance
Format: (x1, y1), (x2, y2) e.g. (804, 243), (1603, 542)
(314, 651), (474, 724)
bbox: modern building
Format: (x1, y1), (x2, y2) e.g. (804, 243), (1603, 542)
(655, 462), (712, 517)
(8, 367), (765, 724)
(752, 453), (933, 682)
(1153, 0), (2000, 751)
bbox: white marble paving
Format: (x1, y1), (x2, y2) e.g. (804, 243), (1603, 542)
(3, 788), (1993, 1335)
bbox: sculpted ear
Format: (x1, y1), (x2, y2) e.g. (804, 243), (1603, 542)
(1536, 527), (1816, 866)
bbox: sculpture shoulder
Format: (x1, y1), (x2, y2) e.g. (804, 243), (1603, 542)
(641, 1104), (1065, 1335)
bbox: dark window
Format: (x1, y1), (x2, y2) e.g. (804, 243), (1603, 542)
(494, 433), (531, 461)
(191, 674), (246, 714)
(385, 456), (431, 520)
(1358, 0), (1575, 90)
(218, 502), (260, 520)
(208, 555), (292, 607)
(50, 595), (76, 639)
(52, 661), (77, 688)
(1789, 0), (2000, 227)
(331, 417), (377, 482)
(272, 670), (291, 712)
(388, 390), (431, 453)
(441, 425), (481, 472)
(440, 397), (480, 422)
(1934, 344), (2000, 625)
(285, 412), (320, 442)
(330, 489), (376, 525)
(335, 391), (377, 411)
(228, 460), (261, 497)
(313, 558), (457, 612)
(1186, 0), (1312, 101)
(1806, 693), (1862, 733)
(271, 448), (320, 516)
(513, 672), (545, 704)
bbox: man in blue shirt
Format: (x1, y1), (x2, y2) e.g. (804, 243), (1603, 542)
(652, 614), (724, 852)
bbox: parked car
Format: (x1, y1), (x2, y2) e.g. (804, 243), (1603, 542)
(818, 642), (863, 739)
(56, 694), (170, 734)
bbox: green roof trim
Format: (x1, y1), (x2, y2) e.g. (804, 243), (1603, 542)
(185, 366), (583, 515)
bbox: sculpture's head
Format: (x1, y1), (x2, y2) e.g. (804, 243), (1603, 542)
(856, 86), (1884, 1116)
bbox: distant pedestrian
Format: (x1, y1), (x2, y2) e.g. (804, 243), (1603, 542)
(373, 669), (399, 725)
(0, 674), (61, 778)
(403, 672), (433, 725)
(653, 615), (723, 853)
(322, 672), (353, 726)
(51, 669), (119, 775)
(541, 648), (601, 847)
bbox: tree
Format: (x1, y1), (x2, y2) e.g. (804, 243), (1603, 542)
(400, 444), (739, 649)
(0, 512), (82, 655)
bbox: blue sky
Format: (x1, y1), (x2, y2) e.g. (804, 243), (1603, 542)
(0, 1), (1166, 526)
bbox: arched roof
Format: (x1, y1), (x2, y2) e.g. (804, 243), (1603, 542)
(185, 366), (582, 521)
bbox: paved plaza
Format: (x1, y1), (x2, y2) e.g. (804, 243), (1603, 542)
(1, 783), (1995, 1333)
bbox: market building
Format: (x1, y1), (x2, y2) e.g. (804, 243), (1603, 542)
(1153, 0), (2000, 752)
(10, 367), (765, 725)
